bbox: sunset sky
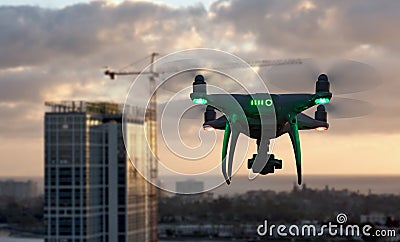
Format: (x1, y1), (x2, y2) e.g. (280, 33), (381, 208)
(0, 0), (399, 179)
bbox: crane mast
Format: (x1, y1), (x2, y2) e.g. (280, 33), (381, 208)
(147, 52), (158, 180)
(147, 52), (158, 242)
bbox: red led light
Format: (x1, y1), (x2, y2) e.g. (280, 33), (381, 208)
(315, 127), (328, 131)
(203, 125), (215, 131)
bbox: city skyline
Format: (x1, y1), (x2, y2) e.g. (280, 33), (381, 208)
(0, 0), (399, 179)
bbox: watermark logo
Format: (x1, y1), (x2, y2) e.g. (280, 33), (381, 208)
(257, 213), (398, 238)
(336, 213), (347, 224)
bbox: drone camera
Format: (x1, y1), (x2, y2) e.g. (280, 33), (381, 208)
(204, 106), (216, 122)
(248, 153), (282, 175)
(316, 74), (330, 93)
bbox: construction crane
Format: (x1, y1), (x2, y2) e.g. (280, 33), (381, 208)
(104, 56), (303, 80)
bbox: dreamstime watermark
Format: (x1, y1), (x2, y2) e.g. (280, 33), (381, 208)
(257, 213), (398, 238)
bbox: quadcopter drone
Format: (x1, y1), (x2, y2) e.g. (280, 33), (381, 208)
(190, 73), (333, 185)
(106, 53), (377, 186)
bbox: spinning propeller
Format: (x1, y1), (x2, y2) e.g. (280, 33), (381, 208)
(265, 59), (380, 119)
(266, 59), (380, 94)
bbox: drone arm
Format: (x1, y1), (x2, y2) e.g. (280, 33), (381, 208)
(288, 114), (302, 185)
(221, 122), (231, 184)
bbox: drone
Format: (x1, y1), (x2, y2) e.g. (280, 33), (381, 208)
(106, 53), (378, 186)
(190, 73), (333, 185)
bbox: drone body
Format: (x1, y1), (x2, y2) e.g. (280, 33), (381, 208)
(190, 74), (332, 185)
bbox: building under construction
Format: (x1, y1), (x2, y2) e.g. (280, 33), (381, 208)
(44, 101), (158, 242)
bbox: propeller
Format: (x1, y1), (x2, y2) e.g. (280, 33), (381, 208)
(159, 100), (208, 120)
(265, 59), (381, 94)
(157, 68), (248, 95)
(326, 97), (374, 119)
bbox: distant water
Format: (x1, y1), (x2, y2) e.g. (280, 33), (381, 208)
(161, 175), (400, 196)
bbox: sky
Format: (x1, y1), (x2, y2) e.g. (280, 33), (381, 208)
(0, 0), (211, 9)
(0, 0), (399, 178)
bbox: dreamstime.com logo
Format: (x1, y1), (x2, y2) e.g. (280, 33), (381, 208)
(257, 213), (398, 238)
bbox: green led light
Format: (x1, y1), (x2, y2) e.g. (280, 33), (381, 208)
(250, 98), (273, 107)
(193, 98), (208, 105)
(315, 97), (330, 105)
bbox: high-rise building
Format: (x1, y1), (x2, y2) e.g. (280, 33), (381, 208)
(44, 101), (157, 242)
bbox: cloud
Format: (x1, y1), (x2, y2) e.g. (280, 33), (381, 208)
(1, 0), (400, 176)
(0, 102), (43, 139)
(1, 0), (399, 133)
(209, 0), (400, 56)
